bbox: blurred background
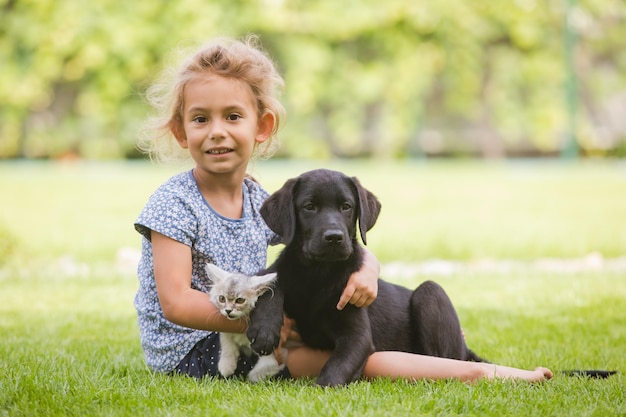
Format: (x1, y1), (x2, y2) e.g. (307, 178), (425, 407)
(1, 0), (626, 270)
(1, 0), (626, 161)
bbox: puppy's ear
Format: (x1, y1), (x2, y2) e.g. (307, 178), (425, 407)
(351, 176), (381, 245)
(260, 178), (298, 245)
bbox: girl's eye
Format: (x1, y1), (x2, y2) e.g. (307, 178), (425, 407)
(193, 116), (208, 123)
(226, 114), (241, 121)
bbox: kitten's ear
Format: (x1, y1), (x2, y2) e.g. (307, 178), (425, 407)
(250, 272), (277, 291)
(205, 263), (227, 283)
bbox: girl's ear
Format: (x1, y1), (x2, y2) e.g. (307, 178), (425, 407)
(255, 112), (275, 144)
(169, 118), (188, 148)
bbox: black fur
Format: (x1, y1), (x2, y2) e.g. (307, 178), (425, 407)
(247, 169), (484, 387)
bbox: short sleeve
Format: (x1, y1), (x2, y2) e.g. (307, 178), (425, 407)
(134, 188), (197, 247)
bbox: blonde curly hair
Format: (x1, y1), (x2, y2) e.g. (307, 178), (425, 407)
(138, 35), (285, 163)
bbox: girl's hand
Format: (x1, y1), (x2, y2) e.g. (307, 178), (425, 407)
(282, 315), (301, 343)
(336, 247), (379, 310)
(274, 315), (300, 364)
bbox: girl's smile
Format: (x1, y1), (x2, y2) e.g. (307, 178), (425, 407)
(205, 147), (234, 155)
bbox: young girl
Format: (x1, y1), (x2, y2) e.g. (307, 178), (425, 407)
(134, 35), (553, 383)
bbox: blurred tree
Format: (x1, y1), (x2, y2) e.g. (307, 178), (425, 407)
(0, 0), (624, 159)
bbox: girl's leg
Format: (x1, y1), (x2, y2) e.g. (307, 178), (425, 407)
(363, 351), (553, 383)
(286, 346), (553, 383)
(286, 346), (330, 378)
(173, 334), (268, 379)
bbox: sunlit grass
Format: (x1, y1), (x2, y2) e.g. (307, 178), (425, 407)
(0, 160), (624, 416)
(0, 267), (623, 416)
(1, 160), (625, 264)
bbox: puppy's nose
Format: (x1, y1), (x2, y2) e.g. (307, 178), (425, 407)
(323, 230), (345, 243)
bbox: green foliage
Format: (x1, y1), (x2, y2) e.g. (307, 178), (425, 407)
(1, 1), (625, 159)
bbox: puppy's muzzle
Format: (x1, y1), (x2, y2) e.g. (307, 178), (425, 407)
(304, 227), (353, 261)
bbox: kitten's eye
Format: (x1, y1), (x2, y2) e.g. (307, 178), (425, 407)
(218, 296), (226, 303)
(235, 298), (246, 305)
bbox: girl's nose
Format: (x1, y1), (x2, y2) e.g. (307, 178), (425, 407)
(208, 120), (226, 140)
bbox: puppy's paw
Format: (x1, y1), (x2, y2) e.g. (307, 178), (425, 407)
(247, 327), (280, 356)
(316, 373), (346, 388)
(316, 363), (361, 387)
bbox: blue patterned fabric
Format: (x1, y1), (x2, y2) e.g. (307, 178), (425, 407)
(133, 170), (279, 373)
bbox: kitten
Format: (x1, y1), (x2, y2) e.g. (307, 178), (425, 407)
(206, 263), (287, 382)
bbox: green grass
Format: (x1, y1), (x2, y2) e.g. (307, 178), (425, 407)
(1, 159), (625, 263)
(1, 160), (625, 416)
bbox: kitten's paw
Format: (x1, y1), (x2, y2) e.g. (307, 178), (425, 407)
(248, 354), (285, 383)
(218, 357), (237, 378)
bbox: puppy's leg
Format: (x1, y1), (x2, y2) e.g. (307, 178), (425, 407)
(247, 284), (284, 356)
(317, 311), (375, 387)
(410, 280), (479, 361)
(317, 336), (373, 387)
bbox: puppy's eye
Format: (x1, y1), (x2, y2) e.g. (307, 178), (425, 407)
(340, 203), (352, 212)
(303, 202), (316, 212)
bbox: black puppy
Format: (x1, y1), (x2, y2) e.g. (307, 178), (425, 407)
(247, 169), (484, 387)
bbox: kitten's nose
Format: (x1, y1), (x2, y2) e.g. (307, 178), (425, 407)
(225, 309), (233, 316)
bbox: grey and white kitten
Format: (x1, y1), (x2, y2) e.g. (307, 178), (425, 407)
(206, 263), (286, 382)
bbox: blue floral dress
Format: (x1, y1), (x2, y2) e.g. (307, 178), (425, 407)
(134, 170), (279, 373)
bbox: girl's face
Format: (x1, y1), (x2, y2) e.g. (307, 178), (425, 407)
(176, 73), (273, 179)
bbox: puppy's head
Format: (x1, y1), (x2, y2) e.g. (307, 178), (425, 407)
(261, 169), (381, 262)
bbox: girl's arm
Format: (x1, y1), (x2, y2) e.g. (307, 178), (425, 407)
(151, 231), (246, 333)
(336, 246), (380, 310)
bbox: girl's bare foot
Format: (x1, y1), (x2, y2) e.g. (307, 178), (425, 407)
(532, 367), (554, 381)
(488, 364), (553, 382)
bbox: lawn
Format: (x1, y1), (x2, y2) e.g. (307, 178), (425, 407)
(0, 159), (624, 416)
